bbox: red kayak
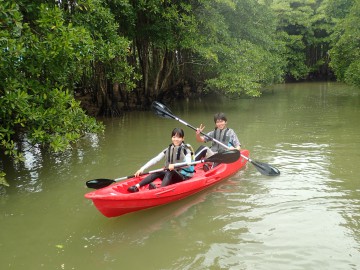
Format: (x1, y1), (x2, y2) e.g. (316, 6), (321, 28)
(85, 149), (249, 218)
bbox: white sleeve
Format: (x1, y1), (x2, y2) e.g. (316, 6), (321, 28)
(140, 150), (166, 171)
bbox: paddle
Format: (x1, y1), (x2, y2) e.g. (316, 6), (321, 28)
(86, 150), (240, 189)
(151, 101), (280, 176)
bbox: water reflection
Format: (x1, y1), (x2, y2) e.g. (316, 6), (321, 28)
(1, 132), (103, 194)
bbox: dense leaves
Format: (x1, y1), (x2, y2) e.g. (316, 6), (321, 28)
(1, 0), (359, 185)
(329, 0), (360, 86)
(0, 1), (105, 182)
(195, 0), (285, 96)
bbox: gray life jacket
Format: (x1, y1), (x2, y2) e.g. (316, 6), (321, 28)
(211, 128), (230, 152)
(164, 143), (194, 178)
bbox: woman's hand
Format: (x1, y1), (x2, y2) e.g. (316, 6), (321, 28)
(168, 164), (175, 171)
(134, 169), (143, 177)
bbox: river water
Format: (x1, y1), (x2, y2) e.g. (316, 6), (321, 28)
(1, 82), (359, 269)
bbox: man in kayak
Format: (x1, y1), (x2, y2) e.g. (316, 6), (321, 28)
(195, 112), (241, 161)
(127, 128), (194, 193)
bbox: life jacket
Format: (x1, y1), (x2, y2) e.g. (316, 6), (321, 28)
(164, 142), (195, 178)
(211, 128), (230, 152)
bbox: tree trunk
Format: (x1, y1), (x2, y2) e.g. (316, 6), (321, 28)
(94, 62), (122, 117)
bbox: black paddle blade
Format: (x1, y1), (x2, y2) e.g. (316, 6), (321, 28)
(206, 150), (240, 164)
(251, 160), (280, 176)
(86, 179), (115, 189)
(151, 101), (175, 119)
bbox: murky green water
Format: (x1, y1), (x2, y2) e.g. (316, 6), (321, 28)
(1, 82), (359, 269)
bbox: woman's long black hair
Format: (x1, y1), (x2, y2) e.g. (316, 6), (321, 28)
(171, 128), (185, 138)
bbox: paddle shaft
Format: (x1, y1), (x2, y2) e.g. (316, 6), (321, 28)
(87, 161), (202, 189)
(101, 151), (238, 183)
(112, 159), (203, 183)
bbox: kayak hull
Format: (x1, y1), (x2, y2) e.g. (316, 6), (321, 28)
(85, 150), (249, 217)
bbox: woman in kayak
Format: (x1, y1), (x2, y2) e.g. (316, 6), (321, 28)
(195, 112), (241, 161)
(127, 128), (194, 193)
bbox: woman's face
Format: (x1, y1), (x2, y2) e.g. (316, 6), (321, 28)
(172, 134), (184, 146)
(215, 119), (227, 130)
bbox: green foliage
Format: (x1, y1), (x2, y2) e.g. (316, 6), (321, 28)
(34, 5), (94, 88)
(329, 0), (360, 86)
(325, 0), (354, 19)
(0, 1), (104, 185)
(271, 0), (315, 79)
(0, 171), (9, 187)
(206, 41), (284, 97)
(281, 32), (309, 79)
(192, 0), (285, 97)
(71, 0), (136, 90)
(344, 62), (360, 86)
